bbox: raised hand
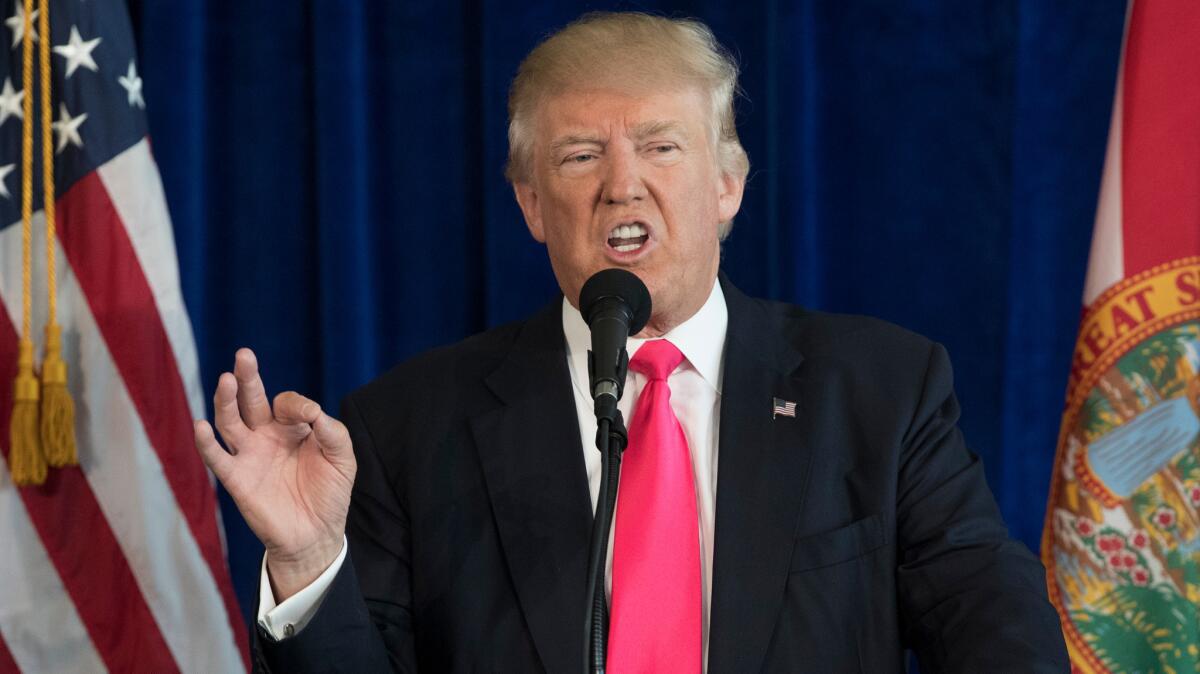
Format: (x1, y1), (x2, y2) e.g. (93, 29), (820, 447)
(193, 348), (356, 601)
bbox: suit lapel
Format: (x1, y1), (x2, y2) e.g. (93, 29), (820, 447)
(470, 299), (592, 674)
(708, 277), (812, 674)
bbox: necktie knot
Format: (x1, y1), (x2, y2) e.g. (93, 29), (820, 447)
(629, 339), (685, 381)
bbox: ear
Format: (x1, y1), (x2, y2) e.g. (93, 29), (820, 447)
(716, 170), (745, 224)
(513, 181), (545, 243)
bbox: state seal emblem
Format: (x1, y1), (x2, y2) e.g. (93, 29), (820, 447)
(1044, 257), (1200, 673)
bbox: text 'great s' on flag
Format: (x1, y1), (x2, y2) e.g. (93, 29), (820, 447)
(1042, 0), (1200, 672)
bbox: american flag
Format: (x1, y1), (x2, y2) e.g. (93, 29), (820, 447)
(772, 397), (796, 419)
(0, 2), (247, 672)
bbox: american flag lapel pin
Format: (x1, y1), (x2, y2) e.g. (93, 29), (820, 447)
(772, 397), (797, 419)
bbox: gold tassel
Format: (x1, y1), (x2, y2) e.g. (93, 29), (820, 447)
(35, 0), (75, 467)
(10, 339), (46, 486)
(9, 0), (45, 486)
(40, 324), (75, 467)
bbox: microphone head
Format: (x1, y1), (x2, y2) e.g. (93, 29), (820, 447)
(579, 268), (652, 334)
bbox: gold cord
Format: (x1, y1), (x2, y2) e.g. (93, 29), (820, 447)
(37, 0), (77, 468)
(10, 0), (45, 486)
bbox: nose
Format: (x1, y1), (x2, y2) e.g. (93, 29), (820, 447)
(601, 146), (647, 205)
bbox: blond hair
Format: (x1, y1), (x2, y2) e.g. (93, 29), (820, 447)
(505, 12), (750, 198)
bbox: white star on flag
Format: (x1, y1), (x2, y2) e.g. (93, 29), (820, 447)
(0, 76), (21, 125)
(52, 102), (86, 153)
(5, 1), (37, 49)
(0, 162), (13, 199)
(0, 0), (253, 669)
(52, 25), (101, 78)
(118, 59), (143, 108)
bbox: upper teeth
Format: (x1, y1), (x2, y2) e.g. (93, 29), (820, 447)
(611, 223), (647, 239)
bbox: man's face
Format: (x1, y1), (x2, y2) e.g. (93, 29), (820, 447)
(513, 86), (744, 336)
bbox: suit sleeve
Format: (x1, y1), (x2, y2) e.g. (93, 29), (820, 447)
(252, 394), (417, 673)
(895, 343), (1069, 672)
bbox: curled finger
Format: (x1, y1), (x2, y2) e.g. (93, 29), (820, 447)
(273, 391), (321, 425)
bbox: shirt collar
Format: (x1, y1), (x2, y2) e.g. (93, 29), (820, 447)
(562, 276), (728, 396)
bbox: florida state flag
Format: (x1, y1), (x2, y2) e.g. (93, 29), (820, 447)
(1042, 1), (1200, 671)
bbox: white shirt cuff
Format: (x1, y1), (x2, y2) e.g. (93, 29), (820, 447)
(256, 536), (348, 641)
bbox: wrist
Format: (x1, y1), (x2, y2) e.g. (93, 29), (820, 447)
(266, 536), (344, 602)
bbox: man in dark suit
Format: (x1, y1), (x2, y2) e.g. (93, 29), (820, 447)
(194, 11), (1069, 672)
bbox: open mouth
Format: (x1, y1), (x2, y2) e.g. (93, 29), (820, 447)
(607, 222), (650, 253)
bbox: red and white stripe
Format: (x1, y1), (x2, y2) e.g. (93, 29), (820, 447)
(0, 138), (248, 672)
(1082, 0), (1200, 305)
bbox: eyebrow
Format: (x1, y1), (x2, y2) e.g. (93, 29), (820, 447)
(630, 120), (688, 140)
(547, 121), (690, 155)
(549, 134), (604, 155)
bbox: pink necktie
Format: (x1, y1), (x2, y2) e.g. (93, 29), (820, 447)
(607, 339), (702, 673)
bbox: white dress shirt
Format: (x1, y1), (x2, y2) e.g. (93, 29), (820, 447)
(563, 279), (726, 667)
(258, 280), (728, 666)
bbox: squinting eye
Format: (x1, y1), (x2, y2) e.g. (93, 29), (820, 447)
(565, 153), (595, 164)
(650, 144), (677, 154)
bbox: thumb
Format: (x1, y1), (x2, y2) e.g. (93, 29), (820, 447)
(311, 411), (354, 465)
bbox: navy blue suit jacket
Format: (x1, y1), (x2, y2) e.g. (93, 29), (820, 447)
(253, 275), (1068, 672)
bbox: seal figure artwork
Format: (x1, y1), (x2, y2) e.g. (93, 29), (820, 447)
(1045, 258), (1200, 673)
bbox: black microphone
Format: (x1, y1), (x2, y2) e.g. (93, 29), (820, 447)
(578, 268), (650, 674)
(579, 269), (652, 418)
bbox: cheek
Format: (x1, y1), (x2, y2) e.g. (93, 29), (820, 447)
(551, 191), (599, 235)
(539, 195), (597, 260)
(664, 178), (721, 242)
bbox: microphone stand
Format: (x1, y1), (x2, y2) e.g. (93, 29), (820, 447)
(583, 352), (629, 674)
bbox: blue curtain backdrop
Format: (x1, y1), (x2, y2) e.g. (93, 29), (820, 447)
(129, 1), (1126, 626)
